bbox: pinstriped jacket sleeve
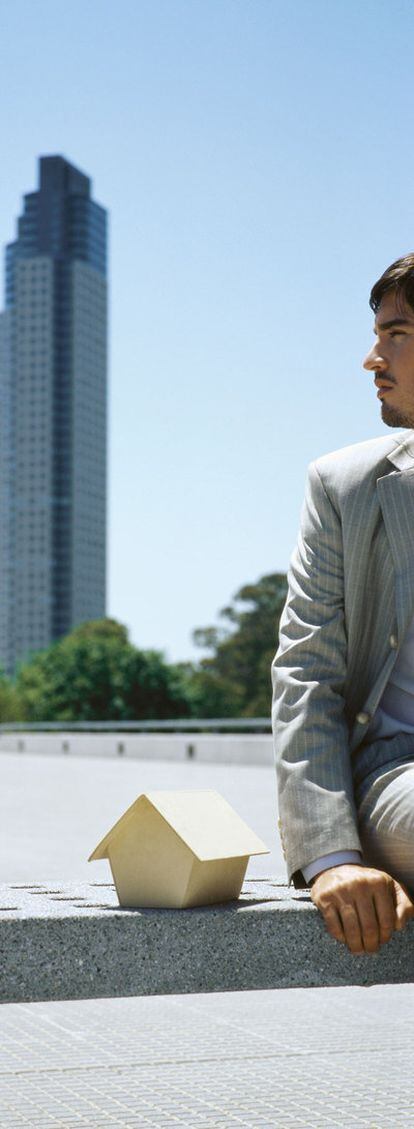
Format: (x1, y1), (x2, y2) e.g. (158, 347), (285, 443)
(272, 460), (362, 886)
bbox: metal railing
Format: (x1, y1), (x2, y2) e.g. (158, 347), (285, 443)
(0, 718), (271, 734)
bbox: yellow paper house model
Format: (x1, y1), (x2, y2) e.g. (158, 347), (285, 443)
(88, 790), (269, 908)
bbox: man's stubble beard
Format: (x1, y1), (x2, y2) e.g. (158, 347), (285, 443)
(381, 402), (414, 428)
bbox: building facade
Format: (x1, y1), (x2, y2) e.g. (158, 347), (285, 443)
(0, 156), (107, 675)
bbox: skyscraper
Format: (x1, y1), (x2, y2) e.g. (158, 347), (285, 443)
(0, 155), (108, 676)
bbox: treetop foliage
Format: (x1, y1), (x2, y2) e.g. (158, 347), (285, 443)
(189, 572), (288, 717)
(14, 617), (191, 722)
(0, 571), (288, 721)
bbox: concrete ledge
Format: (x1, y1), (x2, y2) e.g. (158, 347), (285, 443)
(1, 878), (413, 1004)
(0, 732), (273, 765)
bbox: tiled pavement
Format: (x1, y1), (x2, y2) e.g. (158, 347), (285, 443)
(1, 985), (414, 1128)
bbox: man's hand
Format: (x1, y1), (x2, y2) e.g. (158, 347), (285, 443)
(310, 864), (414, 954)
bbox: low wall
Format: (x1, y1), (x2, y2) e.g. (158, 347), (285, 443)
(0, 731), (274, 765)
(1, 878), (413, 1003)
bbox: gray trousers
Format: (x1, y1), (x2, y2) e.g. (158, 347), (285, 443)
(354, 733), (414, 894)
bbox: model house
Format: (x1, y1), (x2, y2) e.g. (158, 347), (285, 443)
(88, 789), (269, 908)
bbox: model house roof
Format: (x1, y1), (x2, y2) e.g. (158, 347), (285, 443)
(89, 789), (268, 862)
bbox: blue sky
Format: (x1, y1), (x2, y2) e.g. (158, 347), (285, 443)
(1, 0), (414, 661)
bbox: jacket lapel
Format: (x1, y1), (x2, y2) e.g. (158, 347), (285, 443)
(377, 432), (414, 641)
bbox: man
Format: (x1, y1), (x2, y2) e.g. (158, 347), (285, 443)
(272, 253), (414, 956)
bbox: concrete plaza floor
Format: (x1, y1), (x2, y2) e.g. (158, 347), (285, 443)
(1, 750), (414, 1127)
(0, 751), (283, 884)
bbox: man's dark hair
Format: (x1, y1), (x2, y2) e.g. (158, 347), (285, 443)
(370, 253), (414, 314)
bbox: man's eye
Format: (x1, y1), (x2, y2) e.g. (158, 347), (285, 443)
(389, 331), (404, 338)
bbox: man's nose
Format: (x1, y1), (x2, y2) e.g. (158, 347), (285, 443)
(362, 344), (388, 372)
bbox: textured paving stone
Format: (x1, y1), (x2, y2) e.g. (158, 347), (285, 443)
(2, 878), (414, 1003)
(1, 987), (414, 1127)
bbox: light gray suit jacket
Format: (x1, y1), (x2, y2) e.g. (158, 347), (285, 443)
(272, 429), (414, 887)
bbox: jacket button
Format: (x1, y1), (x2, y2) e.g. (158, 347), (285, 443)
(356, 711), (371, 725)
(390, 634), (398, 649)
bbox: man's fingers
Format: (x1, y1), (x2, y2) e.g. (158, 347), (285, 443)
(323, 905), (346, 944)
(371, 883), (397, 946)
(338, 903), (365, 954)
(322, 900), (377, 955)
(354, 894), (382, 953)
(393, 881), (414, 931)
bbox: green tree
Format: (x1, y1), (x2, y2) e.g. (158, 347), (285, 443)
(16, 618), (192, 722)
(0, 670), (26, 722)
(188, 572), (288, 717)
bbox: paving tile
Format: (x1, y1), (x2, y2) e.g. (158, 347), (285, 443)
(1, 987), (414, 1127)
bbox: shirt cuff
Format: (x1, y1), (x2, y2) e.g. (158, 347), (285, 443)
(302, 850), (363, 884)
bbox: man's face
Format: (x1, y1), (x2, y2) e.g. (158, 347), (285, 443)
(363, 289), (414, 428)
